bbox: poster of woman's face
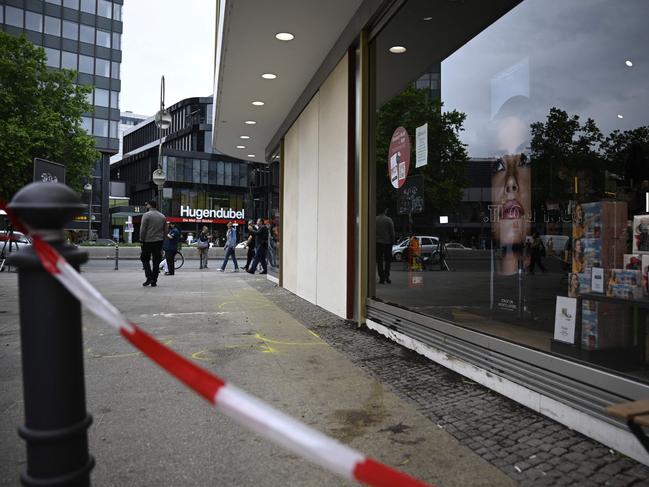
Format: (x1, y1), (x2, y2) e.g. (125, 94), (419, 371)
(569, 272), (580, 297)
(572, 237), (584, 273)
(492, 153), (531, 275)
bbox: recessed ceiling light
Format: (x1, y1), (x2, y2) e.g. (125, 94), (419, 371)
(261, 73), (277, 80)
(244, 120), (256, 125)
(275, 32), (294, 41)
(236, 145), (245, 149)
(252, 101), (265, 106)
(423, 16), (433, 21)
(617, 114), (624, 119)
(389, 46), (407, 54)
(247, 154), (255, 158)
(625, 60), (633, 67)
(240, 135), (250, 139)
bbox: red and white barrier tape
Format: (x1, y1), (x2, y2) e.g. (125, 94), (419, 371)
(5, 207), (432, 487)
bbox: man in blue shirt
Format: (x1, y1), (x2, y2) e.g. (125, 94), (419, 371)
(219, 221), (239, 272)
(163, 221), (181, 276)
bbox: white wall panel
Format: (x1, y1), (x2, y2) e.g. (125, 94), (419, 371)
(282, 123), (300, 293)
(295, 94), (320, 303)
(316, 55), (348, 317)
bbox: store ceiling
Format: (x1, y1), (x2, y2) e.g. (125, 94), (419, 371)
(212, 0), (364, 163)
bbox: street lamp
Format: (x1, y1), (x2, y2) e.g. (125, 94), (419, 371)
(84, 181), (92, 240)
(153, 75), (170, 209)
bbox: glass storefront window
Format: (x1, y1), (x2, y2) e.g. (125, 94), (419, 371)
(371, 0), (649, 380)
(208, 161), (216, 184)
(192, 159), (201, 183)
(217, 161), (225, 185)
(224, 162), (232, 186)
(44, 16), (61, 36)
(62, 20), (78, 40)
(201, 159), (209, 184)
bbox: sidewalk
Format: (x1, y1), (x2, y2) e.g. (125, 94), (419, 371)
(0, 265), (513, 486)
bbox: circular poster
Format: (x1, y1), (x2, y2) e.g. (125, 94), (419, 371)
(388, 126), (411, 189)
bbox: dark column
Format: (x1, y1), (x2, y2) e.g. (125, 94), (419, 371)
(8, 182), (94, 486)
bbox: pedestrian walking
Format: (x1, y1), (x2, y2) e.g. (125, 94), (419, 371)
(197, 225), (210, 269)
(139, 200), (166, 287)
(247, 218), (268, 274)
(528, 232), (546, 274)
(243, 219), (256, 271)
(219, 222), (239, 272)
(376, 208), (395, 284)
(163, 221), (181, 276)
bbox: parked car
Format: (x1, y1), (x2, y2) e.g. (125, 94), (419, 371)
(80, 238), (117, 246)
(392, 236), (439, 261)
(445, 242), (471, 250)
(0, 230), (31, 245)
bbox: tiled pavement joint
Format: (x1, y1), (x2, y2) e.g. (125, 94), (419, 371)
(251, 280), (649, 486)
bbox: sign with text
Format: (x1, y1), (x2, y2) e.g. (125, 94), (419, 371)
(33, 158), (65, 184)
(415, 123), (428, 168)
(553, 296), (577, 343)
(388, 127), (410, 189)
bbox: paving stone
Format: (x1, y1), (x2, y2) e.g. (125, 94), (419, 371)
(251, 281), (649, 487)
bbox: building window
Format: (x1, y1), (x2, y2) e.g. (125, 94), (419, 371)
(109, 120), (118, 138)
(112, 32), (121, 50)
(97, 0), (111, 18)
(224, 162), (232, 186)
(44, 47), (60, 68)
(96, 29), (110, 48)
(112, 3), (121, 21)
(5, 7), (24, 28)
(79, 54), (94, 74)
(80, 24), (94, 44)
(93, 118), (108, 137)
(95, 57), (110, 77)
(81, 116), (92, 133)
(111, 61), (120, 79)
(62, 20), (78, 40)
(44, 16), (61, 36)
(63, 0), (80, 9)
(25, 11), (43, 32)
(84, 90), (93, 104)
(80, 0), (95, 14)
(61, 50), (77, 69)
(94, 88), (109, 107)
(110, 90), (119, 109)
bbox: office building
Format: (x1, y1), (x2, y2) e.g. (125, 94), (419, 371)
(1, 0), (123, 238)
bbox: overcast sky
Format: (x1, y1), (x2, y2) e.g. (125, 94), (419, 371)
(120, 0), (216, 116)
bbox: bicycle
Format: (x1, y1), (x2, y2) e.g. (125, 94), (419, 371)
(159, 250), (184, 271)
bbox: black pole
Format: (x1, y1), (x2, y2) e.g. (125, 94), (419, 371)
(8, 182), (94, 486)
(114, 243), (119, 271)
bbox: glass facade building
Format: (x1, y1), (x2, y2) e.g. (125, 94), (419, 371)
(1, 0), (123, 238)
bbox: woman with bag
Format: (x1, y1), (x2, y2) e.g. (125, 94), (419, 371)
(197, 225), (210, 269)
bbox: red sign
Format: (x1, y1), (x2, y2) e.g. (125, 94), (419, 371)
(166, 217), (246, 225)
(388, 126), (411, 189)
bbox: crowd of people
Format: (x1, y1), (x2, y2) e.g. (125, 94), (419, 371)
(138, 200), (277, 287)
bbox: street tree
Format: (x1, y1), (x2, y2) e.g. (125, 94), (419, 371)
(0, 32), (98, 200)
(375, 87), (468, 223)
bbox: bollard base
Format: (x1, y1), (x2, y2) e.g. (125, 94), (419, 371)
(20, 456), (95, 487)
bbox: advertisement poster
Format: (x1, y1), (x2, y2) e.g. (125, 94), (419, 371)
(415, 123), (428, 168)
(388, 127), (411, 189)
(591, 267), (604, 293)
(491, 154), (531, 276)
(554, 296), (577, 344)
(632, 215), (649, 253)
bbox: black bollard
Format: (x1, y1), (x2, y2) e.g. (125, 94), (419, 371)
(114, 243), (119, 271)
(8, 182), (94, 487)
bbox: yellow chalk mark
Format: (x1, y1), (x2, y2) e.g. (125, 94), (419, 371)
(260, 342), (278, 354)
(253, 332), (325, 347)
(192, 350), (209, 361)
(307, 329), (320, 339)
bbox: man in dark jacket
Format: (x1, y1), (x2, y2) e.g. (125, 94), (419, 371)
(243, 219), (256, 271)
(247, 218), (268, 274)
(163, 221), (181, 276)
(376, 208), (395, 284)
(140, 200), (166, 287)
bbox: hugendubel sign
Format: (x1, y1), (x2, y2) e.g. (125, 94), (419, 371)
(179, 205), (245, 220)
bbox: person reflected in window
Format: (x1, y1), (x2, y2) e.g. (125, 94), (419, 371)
(243, 219), (256, 271)
(491, 154), (531, 275)
(247, 218), (268, 274)
(376, 208), (395, 284)
(197, 225), (210, 269)
(528, 232), (546, 274)
(219, 222), (239, 272)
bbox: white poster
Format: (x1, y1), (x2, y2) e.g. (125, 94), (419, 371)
(553, 296), (577, 343)
(415, 123), (428, 168)
(591, 267), (604, 293)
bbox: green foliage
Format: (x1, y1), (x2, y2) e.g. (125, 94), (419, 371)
(0, 32), (99, 200)
(375, 87), (469, 216)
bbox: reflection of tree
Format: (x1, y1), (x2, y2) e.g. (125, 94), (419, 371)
(375, 87), (468, 217)
(530, 108), (649, 210)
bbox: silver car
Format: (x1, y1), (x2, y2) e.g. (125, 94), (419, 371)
(391, 236), (439, 261)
